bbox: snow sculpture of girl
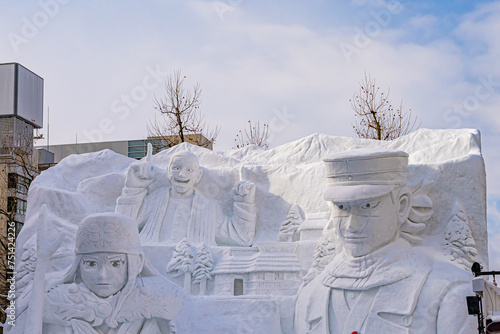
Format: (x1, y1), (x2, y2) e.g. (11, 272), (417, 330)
(7, 210), (183, 334)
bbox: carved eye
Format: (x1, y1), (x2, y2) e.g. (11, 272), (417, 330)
(110, 260), (124, 268)
(361, 201), (379, 209)
(83, 260), (97, 268)
(187, 168), (194, 172)
(335, 203), (349, 210)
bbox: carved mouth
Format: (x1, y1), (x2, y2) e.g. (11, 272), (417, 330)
(344, 235), (368, 242)
(174, 178), (189, 184)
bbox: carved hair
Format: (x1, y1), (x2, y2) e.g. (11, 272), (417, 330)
(395, 181), (433, 245)
(169, 151), (199, 168)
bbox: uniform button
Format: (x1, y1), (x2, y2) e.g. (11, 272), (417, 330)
(347, 175), (353, 181)
(401, 315), (412, 326)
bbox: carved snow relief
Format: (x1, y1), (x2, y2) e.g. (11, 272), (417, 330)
(278, 204), (304, 242)
(442, 201), (479, 270)
(295, 148), (477, 334)
(5, 129), (488, 333)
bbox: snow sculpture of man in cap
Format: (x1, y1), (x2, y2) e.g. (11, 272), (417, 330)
(295, 148), (475, 334)
(116, 147), (256, 246)
(10, 212), (183, 334)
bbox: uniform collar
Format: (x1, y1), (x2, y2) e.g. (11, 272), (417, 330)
(323, 239), (415, 290)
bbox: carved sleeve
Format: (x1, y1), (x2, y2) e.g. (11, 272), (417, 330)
(115, 187), (148, 221)
(436, 282), (477, 334)
(216, 201), (257, 247)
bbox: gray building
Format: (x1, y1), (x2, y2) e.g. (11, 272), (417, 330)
(0, 62), (43, 236)
(37, 133), (213, 166)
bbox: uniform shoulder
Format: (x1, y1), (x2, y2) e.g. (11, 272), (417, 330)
(431, 259), (473, 281)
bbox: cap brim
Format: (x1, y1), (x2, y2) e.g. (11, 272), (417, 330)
(323, 184), (396, 202)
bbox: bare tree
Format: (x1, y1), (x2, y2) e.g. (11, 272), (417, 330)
(233, 120), (270, 149)
(148, 69), (220, 150)
(0, 120), (39, 330)
(351, 72), (418, 140)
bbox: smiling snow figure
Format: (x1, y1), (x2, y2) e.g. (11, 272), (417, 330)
(295, 148), (476, 334)
(116, 149), (257, 246)
(168, 152), (202, 197)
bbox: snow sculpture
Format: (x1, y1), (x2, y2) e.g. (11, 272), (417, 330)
(166, 238), (195, 294)
(301, 223), (337, 286)
(211, 242), (303, 296)
(116, 147), (257, 246)
(6, 129), (488, 334)
(6, 211), (183, 334)
(278, 204), (304, 242)
(443, 201), (478, 270)
(193, 243), (214, 295)
(295, 148), (476, 334)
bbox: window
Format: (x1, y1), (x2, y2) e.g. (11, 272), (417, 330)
(234, 279), (244, 296)
(8, 173), (30, 194)
(8, 173), (16, 189)
(17, 199), (27, 215)
(18, 175), (30, 194)
(128, 140), (147, 160)
(7, 197), (27, 215)
(128, 140), (165, 159)
(7, 197), (16, 213)
(16, 222), (23, 236)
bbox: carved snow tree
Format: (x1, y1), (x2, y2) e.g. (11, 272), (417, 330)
(443, 201), (478, 270)
(278, 204), (304, 242)
(193, 243), (214, 295)
(148, 69), (220, 150)
(233, 120), (270, 149)
(166, 238), (195, 294)
(302, 227), (336, 286)
(351, 72), (418, 140)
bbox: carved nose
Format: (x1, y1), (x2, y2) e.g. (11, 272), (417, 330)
(97, 267), (109, 280)
(346, 214), (364, 232)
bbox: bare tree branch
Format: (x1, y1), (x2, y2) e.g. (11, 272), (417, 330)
(233, 120), (270, 149)
(351, 72), (419, 140)
(147, 69), (220, 150)
(0, 120), (39, 328)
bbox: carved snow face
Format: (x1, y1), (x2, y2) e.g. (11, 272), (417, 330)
(168, 156), (202, 196)
(79, 252), (128, 298)
(331, 192), (400, 257)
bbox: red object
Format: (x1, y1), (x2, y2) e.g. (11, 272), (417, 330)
(352, 332), (360, 334)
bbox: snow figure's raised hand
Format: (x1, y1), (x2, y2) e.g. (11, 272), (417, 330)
(233, 180), (255, 204)
(125, 143), (158, 189)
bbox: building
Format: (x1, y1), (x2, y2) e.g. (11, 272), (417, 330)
(212, 242), (303, 296)
(37, 133), (213, 166)
(0, 63), (43, 237)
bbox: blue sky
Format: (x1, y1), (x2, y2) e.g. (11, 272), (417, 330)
(2, 0), (500, 267)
